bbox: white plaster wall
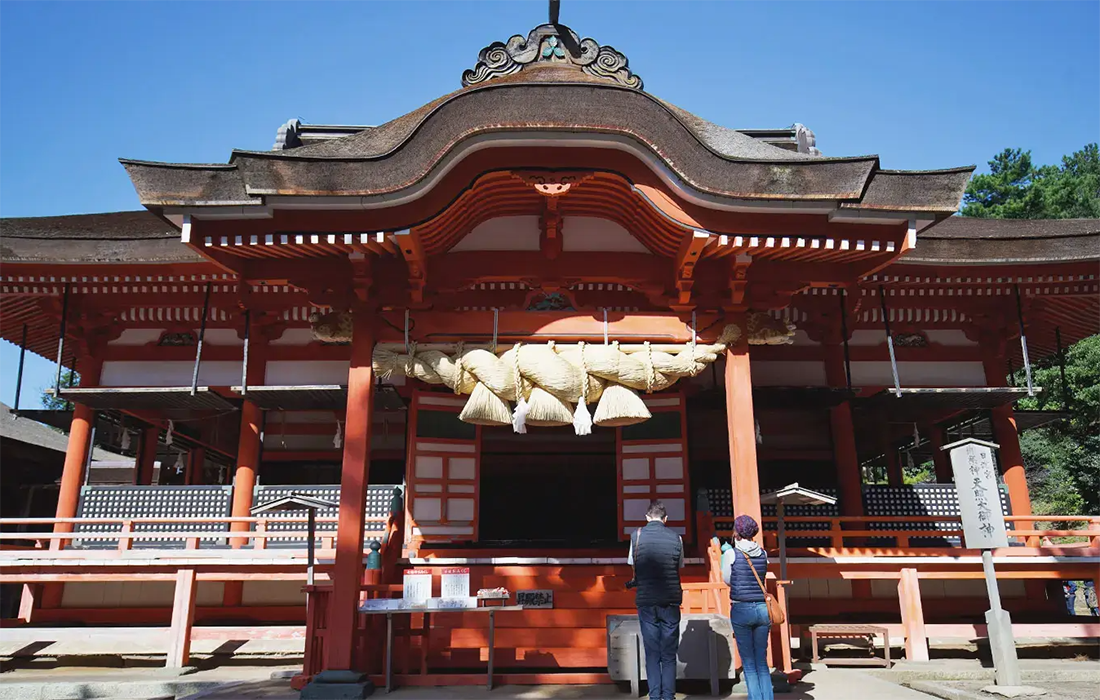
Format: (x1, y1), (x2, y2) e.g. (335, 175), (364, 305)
(100, 361), (242, 387)
(201, 329), (244, 346)
(561, 217), (650, 253)
(242, 580), (305, 606)
(61, 581), (223, 608)
(450, 216), (540, 251)
(269, 328), (316, 346)
(849, 330), (888, 346)
(849, 329), (976, 348)
(849, 361), (986, 387)
(262, 433), (405, 451)
(108, 329), (164, 346)
(924, 330), (978, 347)
(750, 361), (827, 386)
(786, 579), (856, 600)
(265, 361), (350, 385)
(789, 330), (819, 347)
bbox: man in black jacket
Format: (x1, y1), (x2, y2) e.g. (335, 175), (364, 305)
(627, 501), (684, 700)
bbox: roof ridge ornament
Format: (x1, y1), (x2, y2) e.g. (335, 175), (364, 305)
(461, 22), (642, 90)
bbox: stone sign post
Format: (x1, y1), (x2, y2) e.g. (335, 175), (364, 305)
(944, 438), (1021, 688)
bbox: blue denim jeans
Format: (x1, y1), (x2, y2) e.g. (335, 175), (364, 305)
(730, 601), (773, 700)
(637, 604), (680, 700)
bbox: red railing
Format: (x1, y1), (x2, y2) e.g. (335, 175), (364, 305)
(710, 515), (1100, 550)
(0, 515), (389, 552)
(299, 505), (405, 688)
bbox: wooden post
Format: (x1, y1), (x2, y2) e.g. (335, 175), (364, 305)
(185, 446), (205, 485)
(224, 399), (262, 606)
(135, 426), (159, 485)
(54, 357), (102, 533)
(897, 567), (928, 662)
(326, 309), (376, 671)
(229, 400), (262, 546)
(226, 321), (266, 609)
(167, 568), (198, 668)
(18, 584), (40, 623)
(724, 343), (762, 532)
(883, 432), (903, 486)
(981, 352), (1033, 523)
(824, 343), (863, 517)
(926, 424), (952, 484)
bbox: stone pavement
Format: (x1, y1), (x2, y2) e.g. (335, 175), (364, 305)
(911, 680), (1100, 700)
(184, 668), (937, 700)
(0, 664), (298, 700)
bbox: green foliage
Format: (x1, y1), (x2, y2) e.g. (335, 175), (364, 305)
(963, 141), (1098, 516)
(962, 144), (1100, 219)
(1015, 334), (1100, 516)
(962, 148), (1043, 218)
(903, 461), (936, 485)
(38, 369), (79, 410)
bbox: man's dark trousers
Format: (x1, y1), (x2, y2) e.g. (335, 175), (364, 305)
(637, 603), (680, 700)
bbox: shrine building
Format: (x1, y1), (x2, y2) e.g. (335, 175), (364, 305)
(1, 11), (1098, 691)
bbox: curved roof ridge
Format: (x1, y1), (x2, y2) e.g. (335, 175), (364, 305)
(922, 216), (1100, 240)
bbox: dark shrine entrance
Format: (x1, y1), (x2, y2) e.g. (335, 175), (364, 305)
(477, 425), (619, 547)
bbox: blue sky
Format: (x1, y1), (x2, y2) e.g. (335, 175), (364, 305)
(1, 0), (1097, 404)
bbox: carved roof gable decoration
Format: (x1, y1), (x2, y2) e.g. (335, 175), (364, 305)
(461, 23), (643, 90)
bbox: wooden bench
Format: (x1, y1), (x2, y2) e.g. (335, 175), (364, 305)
(808, 624), (891, 667)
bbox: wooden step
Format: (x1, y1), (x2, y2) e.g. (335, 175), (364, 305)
(369, 672), (614, 686)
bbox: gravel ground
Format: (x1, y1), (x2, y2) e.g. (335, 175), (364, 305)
(921, 680), (1100, 700)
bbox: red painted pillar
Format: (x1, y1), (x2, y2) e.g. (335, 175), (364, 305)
(185, 447), (205, 485)
(134, 426), (160, 485)
(326, 310), (376, 671)
(229, 400), (262, 545)
(225, 325), (267, 605)
(725, 342), (762, 534)
(824, 343), (863, 517)
(824, 341), (871, 596)
(982, 352), (1033, 521)
(46, 356), (102, 610)
(54, 357), (102, 533)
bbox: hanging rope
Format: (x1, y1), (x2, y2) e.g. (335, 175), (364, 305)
(603, 308), (609, 345)
(690, 311), (697, 353)
(404, 309), (412, 354)
(573, 340), (592, 435)
(643, 341), (655, 394)
(511, 342), (528, 433)
(452, 341), (466, 395)
(492, 308), (499, 355)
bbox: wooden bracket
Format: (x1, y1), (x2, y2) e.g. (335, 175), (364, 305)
(727, 254), (753, 310)
(393, 229), (427, 304)
(672, 230), (713, 311)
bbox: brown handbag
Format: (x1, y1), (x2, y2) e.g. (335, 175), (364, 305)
(737, 548), (786, 625)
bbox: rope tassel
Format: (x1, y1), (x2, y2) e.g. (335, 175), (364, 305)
(573, 397), (592, 436)
(511, 342), (528, 434)
(573, 341), (592, 436)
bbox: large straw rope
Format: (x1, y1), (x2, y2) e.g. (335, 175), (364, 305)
(369, 320), (791, 433)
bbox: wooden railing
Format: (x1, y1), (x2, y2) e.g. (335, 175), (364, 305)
(712, 515), (1100, 550)
(681, 539), (798, 681)
(0, 515), (390, 552)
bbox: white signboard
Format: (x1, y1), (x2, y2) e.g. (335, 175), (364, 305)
(441, 567), (470, 599)
(947, 439), (1009, 549)
(403, 568), (432, 605)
